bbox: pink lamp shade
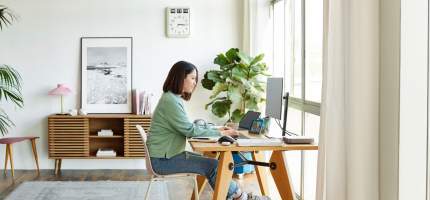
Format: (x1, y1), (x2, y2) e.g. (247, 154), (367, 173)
(48, 84), (72, 96)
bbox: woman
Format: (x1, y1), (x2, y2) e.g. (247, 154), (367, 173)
(147, 61), (270, 200)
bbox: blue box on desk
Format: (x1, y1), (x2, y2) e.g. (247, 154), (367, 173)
(233, 152), (255, 174)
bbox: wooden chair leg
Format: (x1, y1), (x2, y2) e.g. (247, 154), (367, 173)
(7, 144), (14, 177)
(4, 144), (9, 175)
(30, 139), (40, 174)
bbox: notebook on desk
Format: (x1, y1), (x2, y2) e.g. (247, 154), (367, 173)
(188, 136), (220, 143)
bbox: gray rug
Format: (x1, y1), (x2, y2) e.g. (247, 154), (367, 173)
(5, 180), (194, 200)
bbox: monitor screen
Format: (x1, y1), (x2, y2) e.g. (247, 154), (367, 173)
(265, 77), (283, 120)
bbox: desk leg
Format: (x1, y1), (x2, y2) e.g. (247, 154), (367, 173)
(270, 151), (294, 200)
(252, 151), (270, 196)
(30, 139), (40, 174)
(191, 151), (219, 200)
(4, 144), (9, 175)
(213, 152), (234, 200)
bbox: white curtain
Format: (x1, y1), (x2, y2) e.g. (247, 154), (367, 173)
(316, 0), (379, 199)
(242, 0), (272, 59)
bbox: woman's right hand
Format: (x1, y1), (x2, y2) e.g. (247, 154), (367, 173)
(219, 127), (239, 137)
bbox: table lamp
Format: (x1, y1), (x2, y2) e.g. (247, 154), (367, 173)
(48, 84), (72, 115)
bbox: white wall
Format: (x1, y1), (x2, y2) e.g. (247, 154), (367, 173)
(399, 0), (429, 199)
(0, 0), (243, 169)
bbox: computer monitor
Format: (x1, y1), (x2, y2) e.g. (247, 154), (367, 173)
(266, 78), (283, 120)
(265, 77), (289, 136)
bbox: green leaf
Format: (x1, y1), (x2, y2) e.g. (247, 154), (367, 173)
(0, 5), (18, 31)
(206, 70), (223, 82)
(237, 51), (252, 65)
(250, 54), (265, 66)
(0, 109), (13, 136)
(225, 48), (239, 62)
(202, 78), (215, 90)
(231, 67), (246, 80)
(214, 54), (229, 67)
(0, 65), (23, 107)
(205, 97), (227, 109)
(209, 82), (228, 98)
(231, 109), (244, 123)
(245, 98), (259, 111)
(220, 63), (235, 71)
(211, 100), (232, 118)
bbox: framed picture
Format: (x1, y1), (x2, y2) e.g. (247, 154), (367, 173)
(81, 37), (133, 113)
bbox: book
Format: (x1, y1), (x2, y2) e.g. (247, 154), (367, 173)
(96, 148), (117, 157)
(132, 89), (140, 115)
(98, 129), (113, 136)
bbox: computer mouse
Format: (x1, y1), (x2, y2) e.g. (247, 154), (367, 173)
(218, 135), (236, 144)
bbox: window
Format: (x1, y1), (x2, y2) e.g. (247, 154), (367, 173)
(272, 0), (322, 199)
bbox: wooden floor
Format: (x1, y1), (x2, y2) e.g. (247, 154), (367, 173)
(0, 170), (276, 200)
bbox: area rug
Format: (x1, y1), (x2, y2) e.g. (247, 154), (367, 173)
(5, 180), (194, 200)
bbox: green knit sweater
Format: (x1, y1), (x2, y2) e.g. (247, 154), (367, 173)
(147, 91), (220, 158)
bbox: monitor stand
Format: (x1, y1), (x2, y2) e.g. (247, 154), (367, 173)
(281, 92), (315, 144)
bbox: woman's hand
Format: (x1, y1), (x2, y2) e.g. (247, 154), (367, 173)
(219, 127), (239, 137)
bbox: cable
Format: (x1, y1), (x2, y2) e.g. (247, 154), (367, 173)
(274, 119), (298, 136)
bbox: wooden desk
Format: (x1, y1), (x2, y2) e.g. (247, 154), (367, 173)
(189, 131), (318, 200)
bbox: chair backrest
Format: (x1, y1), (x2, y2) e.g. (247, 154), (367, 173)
(136, 125), (158, 176)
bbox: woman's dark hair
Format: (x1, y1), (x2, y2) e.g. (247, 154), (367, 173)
(163, 61), (198, 101)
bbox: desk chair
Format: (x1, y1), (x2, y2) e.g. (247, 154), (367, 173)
(136, 125), (199, 200)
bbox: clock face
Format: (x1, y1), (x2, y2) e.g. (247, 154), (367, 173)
(166, 8), (190, 37)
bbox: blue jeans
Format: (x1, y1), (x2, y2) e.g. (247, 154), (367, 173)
(150, 151), (239, 198)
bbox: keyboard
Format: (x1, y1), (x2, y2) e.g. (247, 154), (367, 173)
(236, 138), (284, 147)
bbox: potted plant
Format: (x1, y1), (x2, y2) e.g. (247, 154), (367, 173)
(0, 5), (24, 136)
(201, 48), (269, 123)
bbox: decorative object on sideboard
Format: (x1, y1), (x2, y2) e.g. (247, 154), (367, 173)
(48, 84), (72, 115)
(201, 48), (270, 123)
(132, 89), (153, 115)
(81, 37), (133, 114)
(0, 5), (23, 136)
(68, 109), (78, 116)
(78, 108), (87, 115)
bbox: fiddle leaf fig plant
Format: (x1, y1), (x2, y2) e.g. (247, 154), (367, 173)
(202, 48), (269, 123)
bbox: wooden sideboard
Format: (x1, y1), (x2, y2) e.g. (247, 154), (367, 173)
(48, 114), (151, 174)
